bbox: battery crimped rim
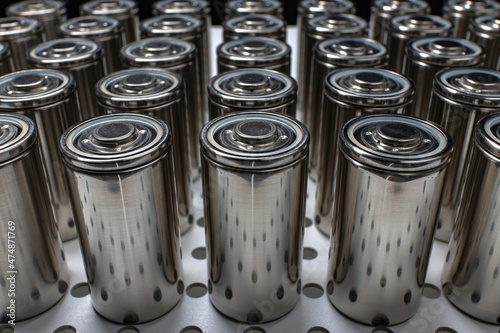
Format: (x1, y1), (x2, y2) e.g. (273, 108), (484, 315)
(444, 0), (500, 17)
(141, 15), (204, 37)
(388, 14), (453, 37)
(306, 14), (367, 36)
(314, 37), (388, 67)
(0, 17), (43, 38)
(60, 113), (171, 171)
(0, 113), (37, 164)
(223, 14), (287, 35)
(217, 38), (290, 68)
(224, 0), (283, 17)
(340, 114), (453, 173)
(200, 112), (309, 170)
(58, 16), (123, 38)
(152, 0), (211, 17)
(80, 0), (138, 17)
(406, 37), (484, 66)
(298, 0), (355, 16)
(6, 0), (67, 18)
(476, 113), (500, 161)
(469, 15), (500, 36)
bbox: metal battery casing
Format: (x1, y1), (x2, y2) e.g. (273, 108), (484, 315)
(208, 69), (297, 120)
(222, 14), (287, 42)
(369, 0), (429, 43)
(385, 14), (453, 73)
(224, 0), (284, 19)
(428, 68), (500, 242)
(0, 42), (14, 76)
(314, 68), (415, 236)
(0, 17), (44, 71)
(299, 14), (367, 122)
(6, 0), (66, 41)
(60, 113), (183, 323)
(57, 16), (126, 75)
(0, 69), (82, 241)
(27, 38), (106, 120)
(443, 0), (500, 39)
(120, 37), (202, 182)
(95, 68), (193, 234)
(0, 113), (69, 322)
(217, 37), (291, 75)
(403, 37), (484, 120)
(307, 38), (388, 181)
(80, 0), (139, 44)
(327, 114), (453, 325)
(468, 15), (500, 70)
(200, 112), (309, 323)
(441, 112), (500, 324)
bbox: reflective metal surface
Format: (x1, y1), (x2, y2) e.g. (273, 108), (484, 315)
(441, 113), (500, 324)
(0, 69), (82, 241)
(385, 14), (453, 73)
(80, 0), (139, 44)
(314, 69), (414, 236)
(208, 69), (297, 120)
(0, 113), (69, 322)
(224, 0), (284, 19)
(428, 68), (500, 242)
(0, 42), (14, 76)
(60, 113), (183, 323)
(95, 68), (194, 234)
(222, 14), (287, 42)
(58, 16), (126, 75)
(0, 17), (44, 71)
(328, 114), (453, 325)
(403, 37), (484, 119)
(217, 37), (291, 75)
(6, 0), (66, 41)
(27, 38), (106, 120)
(443, 0), (500, 38)
(200, 112), (309, 323)
(468, 15), (500, 70)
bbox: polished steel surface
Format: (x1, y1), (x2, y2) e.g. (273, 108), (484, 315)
(314, 68), (414, 236)
(224, 0), (283, 19)
(468, 15), (500, 70)
(0, 69), (82, 241)
(0, 113), (69, 322)
(200, 112), (309, 323)
(208, 68), (297, 120)
(80, 0), (139, 44)
(428, 68), (500, 242)
(217, 37), (291, 75)
(27, 38), (106, 120)
(307, 37), (388, 181)
(369, 0), (429, 43)
(0, 17), (44, 71)
(385, 14), (453, 73)
(328, 114), (452, 325)
(95, 68), (194, 234)
(403, 37), (484, 119)
(441, 113), (500, 324)
(57, 16), (126, 75)
(222, 14), (287, 42)
(6, 0), (66, 41)
(443, 0), (500, 39)
(0, 42), (14, 76)
(60, 113), (183, 323)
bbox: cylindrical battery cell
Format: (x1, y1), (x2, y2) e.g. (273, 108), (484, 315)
(0, 42), (14, 76)
(443, 0), (500, 39)
(222, 14), (287, 42)
(468, 15), (500, 70)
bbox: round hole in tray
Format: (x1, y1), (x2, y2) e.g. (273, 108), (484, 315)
(117, 327), (139, 333)
(435, 328), (457, 333)
(0, 325), (14, 333)
(70, 282), (90, 298)
(191, 247), (206, 260)
(180, 326), (202, 333)
(186, 283), (208, 298)
(423, 283), (441, 299)
(308, 327), (330, 333)
(303, 247), (318, 260)
(372, 328), (393, 333)
(305, 218), (313, 228)
(53, 326), (76, 333)
(243, 327), (266, 333)
(196, 218), (205, 228)
(302, 283), (324, 299)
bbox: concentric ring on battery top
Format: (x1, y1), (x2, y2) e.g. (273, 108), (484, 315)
(28, 39), (103, 67)
(141, 15), (203, 36)
(80, 0), (138, 16)
(7, 0), (66, 17)
(406, 37), (484, 66)
(121, 38), (196, 67)
(476, 113), (500, 160)
(224, 14), (286, 34)
(374, 0), (429, 14)
(152, 0), (210, 16)
(299, 0), (355, 15)
(314, 37), (388, 67)
(307, 14), (367, 35)
(218, 38), (290, 67)
(225, 0), (283, 17)
(0, 114), (37, 164)
(0, 17), (43, 37)
(59, 16), (122, 37)
(389, 14), (452, 36)
(445, 0), (500, 15)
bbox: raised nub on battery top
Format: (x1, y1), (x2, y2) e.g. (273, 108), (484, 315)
(233, 120), (278, 145)
(92, 122), (138, 147)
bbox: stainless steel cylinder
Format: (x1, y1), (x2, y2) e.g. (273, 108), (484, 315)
(403, 37), (484, 120)
(314, 68), (415, 236)
(0, 69), (82, 241)
(200, 112), (309, 323)
(468, 15), (500, 70)
(0, 42), (14, 76)
(427, 68), (500, 242)
(385, 14), (453, 73)
(27, 38), (106, 120)
(60, 113), (183, 324)
(217, 37), (291, 75)
(6, 0), (66, 41)
(208, 69), (297, 120)
(95, 68), (194, 234)
(0, 17), (44, 71)
(443, 0), (500, 39)
(0, 113), (69, 322)
(369, 0), (429, 43)
(80, 0), (139, 44)
(441, 112), (500, 324)
(222, 14), (287, 42)
(224, 0), (284, 19)
(57, 16), (126, 75)
(307, 38), (388, 181)
(120, 37), (203, 182)
(299, 14), (367, 123)
(327, 114), (453, 325)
